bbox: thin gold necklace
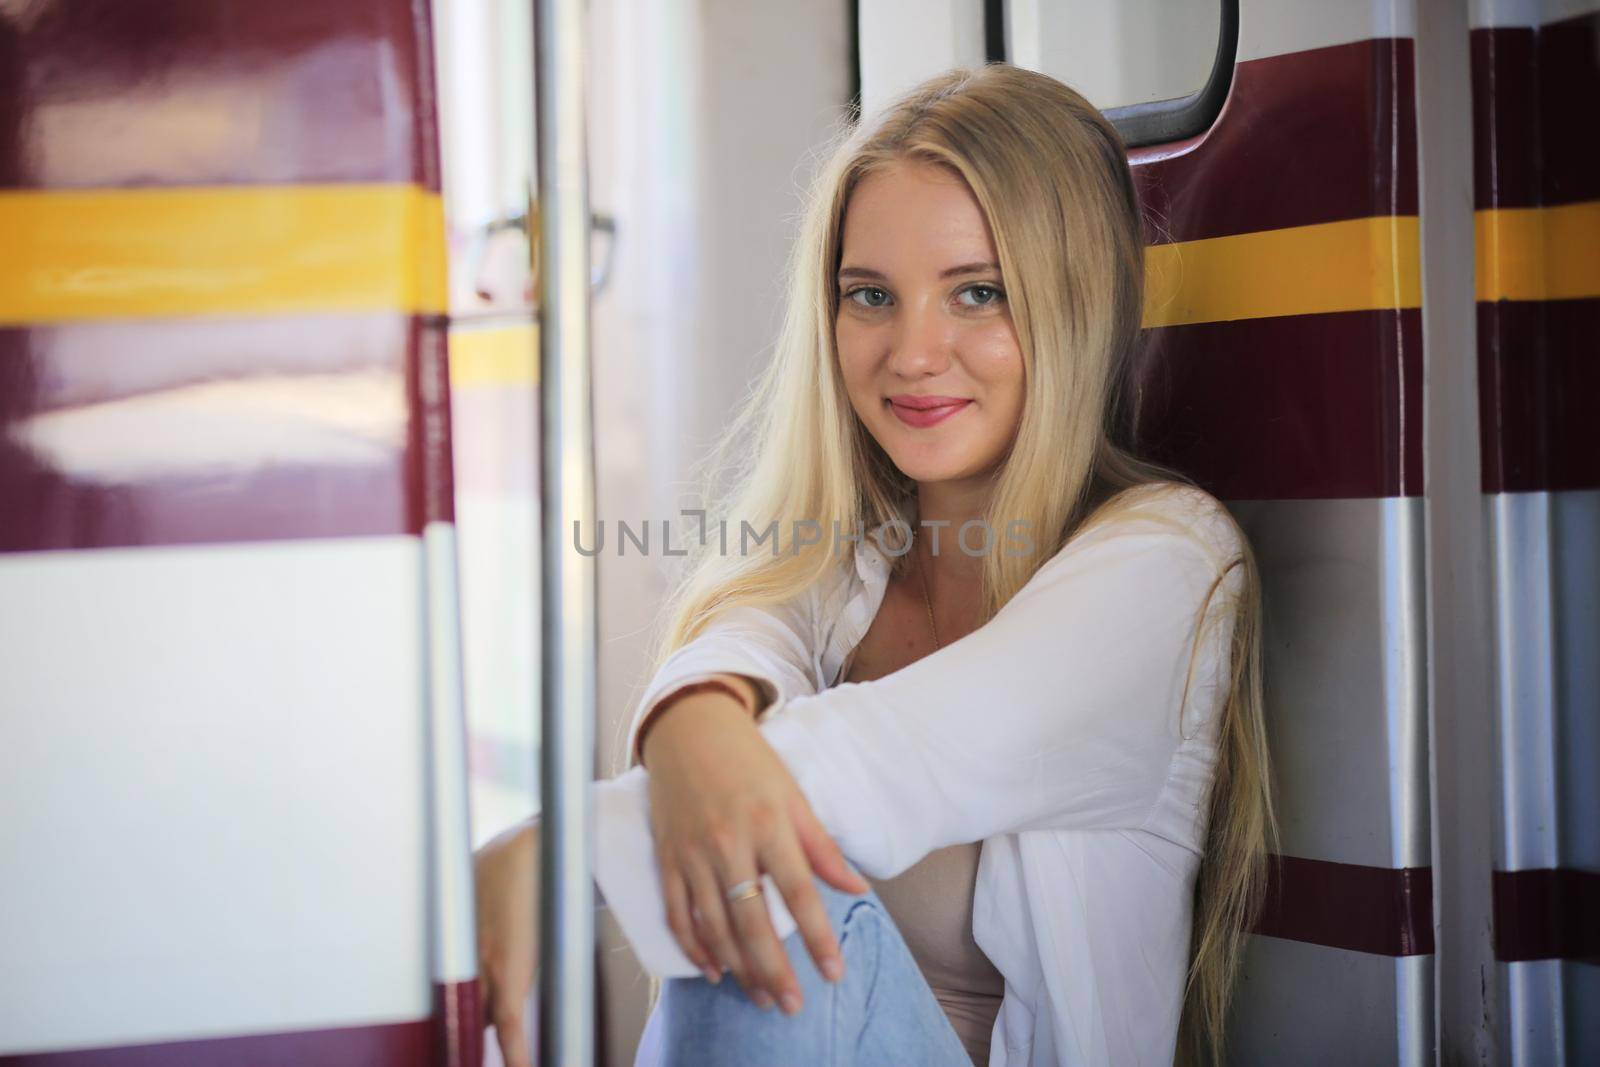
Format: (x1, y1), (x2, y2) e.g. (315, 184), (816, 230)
(914, 535), (942, 650)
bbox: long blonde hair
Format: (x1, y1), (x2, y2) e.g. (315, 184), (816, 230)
(641, 63), (1275, 1064)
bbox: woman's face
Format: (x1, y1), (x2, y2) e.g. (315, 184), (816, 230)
(835, 159), (1025, 487)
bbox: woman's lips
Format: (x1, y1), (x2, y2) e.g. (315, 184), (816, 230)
(887, 396), (972, 428)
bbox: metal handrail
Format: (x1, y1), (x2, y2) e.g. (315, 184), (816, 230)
(534, 0), (598, 1063)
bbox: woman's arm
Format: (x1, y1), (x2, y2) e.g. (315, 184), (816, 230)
(624, 584), (825, 768)
(761, 504), (1243, 876)
(593, 491), (1244, 978)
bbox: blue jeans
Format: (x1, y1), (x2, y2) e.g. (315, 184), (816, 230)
(634, 876), (978, 1066)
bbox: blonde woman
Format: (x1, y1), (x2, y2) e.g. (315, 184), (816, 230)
(475, 63), (1276, 1067)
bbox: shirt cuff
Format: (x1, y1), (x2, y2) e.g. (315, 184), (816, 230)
(591, 768), (799, 978)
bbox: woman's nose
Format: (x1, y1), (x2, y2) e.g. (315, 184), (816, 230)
(886, 299), (953, 377)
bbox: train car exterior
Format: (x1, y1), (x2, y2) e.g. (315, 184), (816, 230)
(0, 2), (479, 1064)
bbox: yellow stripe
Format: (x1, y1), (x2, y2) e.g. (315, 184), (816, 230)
(449, 322), (540, 388)
(1143, 215), (1421, 328)
(1476, 201), (1600, 303)
(0, 184), (447, 324)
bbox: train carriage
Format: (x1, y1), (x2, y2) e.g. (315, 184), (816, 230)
(0, 1), (1593, 1064)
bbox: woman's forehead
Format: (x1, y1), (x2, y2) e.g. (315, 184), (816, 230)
(840, 163), (997, 268)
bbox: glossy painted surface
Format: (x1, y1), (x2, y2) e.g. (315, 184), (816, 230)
(0, 0), (439, 190)
(1, 185), (447, 323)
(1473, 12), (1600, 493)
(0, 2), (473, 1065)
(0, 1022), (432, 1067)
(0, 316), (435, 551)
(1255, 856), (1435, 957)
(1123, 21), (1435, 1065)
(1472, 8), (1600, 1063)
(1130, 37), (1423, 500)
(0, 0), (450, 553)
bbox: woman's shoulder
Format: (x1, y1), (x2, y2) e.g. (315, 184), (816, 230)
(1070, 481), (1244, 574)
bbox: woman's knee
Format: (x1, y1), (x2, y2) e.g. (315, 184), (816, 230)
(807, 874), (882, 936)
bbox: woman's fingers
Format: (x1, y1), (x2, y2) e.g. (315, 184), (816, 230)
(473, 820), (539, 1067)
(759, 826), (847, 986)
(660, 858), (721, 983)
(683, 859), (770, 1008)
(788, 791), (870, 896)
(707, 832), (804, 1014)
(490, 996), (531, 1067)
(723, 885), (803, 1014)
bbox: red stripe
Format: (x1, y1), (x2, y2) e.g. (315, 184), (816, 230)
(1471, 13), (1600, 493)
(1124, 37), (1423, 500)
(1133, 37), (1418, 245)
(432, 979), (483, 1067)
(0, 314), (450, 553)
(1254, 854), (1435, 957)
(410, 315), (457, 527)
(0, 0), (438, 190)
(1471, 14), (1600, 212)
(1477, 297), (1600, 494)
(1492, 868), (1600, 963)
(1134, 308), (1423, 501)
(0, 1020), (431, 1066)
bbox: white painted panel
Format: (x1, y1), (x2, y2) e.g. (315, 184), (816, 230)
(455, 491), (540, 847)
(1471, 0), (1600, 28)
(858, 0), (986, 122)
(1007, 0), (1219, 110)
(1236, 0), (1416, 61)
(0, 537), (431, 1054)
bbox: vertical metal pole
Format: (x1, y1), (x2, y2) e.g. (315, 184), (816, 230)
(534, 0), (596, 1063)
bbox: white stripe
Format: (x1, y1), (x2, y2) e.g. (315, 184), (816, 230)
(0, 538), (430, 1054)
(423, 521), (480, 984)
(1237, 0), (1417, 62)
(1471, 0), (1600, 28)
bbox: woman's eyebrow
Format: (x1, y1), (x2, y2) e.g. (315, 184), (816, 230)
(837, 261), (1000, 281)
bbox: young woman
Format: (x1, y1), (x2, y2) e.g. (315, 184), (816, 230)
(475, 63), (1276, 1067)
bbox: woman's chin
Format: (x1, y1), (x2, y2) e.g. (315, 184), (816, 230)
(887, 456), (985, 486)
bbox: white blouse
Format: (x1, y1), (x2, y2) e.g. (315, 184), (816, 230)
(591, 484), (1245, 1066)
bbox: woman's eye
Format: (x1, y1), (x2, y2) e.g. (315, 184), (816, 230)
(959, 284), (1005, 308)
(844, 286), (891, 309)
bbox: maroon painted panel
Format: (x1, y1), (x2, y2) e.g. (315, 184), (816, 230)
(1133, 38), (1418, 246)
(1492, 867), (1600, 963)
(1472, 12), (1600, 493)
(1477, 298), (1600, 494)
(0, 1020), (431, 1067)
(1133, 308), (1424, 501)
(1471, 26), (1539, 213)
(1254, 855), (1435, 957)
(0, 0), (453, 551)
(410, 315), (456, 527)
(432, 979), (483, 1067)
(1126, 36), (1423, 500)
(0, 314), (458, 552)
(1471, 13), (1600, 213)
(0, 0), (440, 190)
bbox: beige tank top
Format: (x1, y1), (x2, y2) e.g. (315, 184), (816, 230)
(838, 649), (1003, 1065)
(866, 843), (1004, 1065)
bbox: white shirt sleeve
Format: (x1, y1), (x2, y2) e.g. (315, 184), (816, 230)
(758, 507), (1243, 879)
(593, 492), (1243, 977)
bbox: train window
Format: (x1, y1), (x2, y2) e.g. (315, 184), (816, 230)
(1003, 0), (1237, 147)
(856, 0), (1236, 149)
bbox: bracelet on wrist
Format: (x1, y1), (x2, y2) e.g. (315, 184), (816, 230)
(636, 678), (757, 765)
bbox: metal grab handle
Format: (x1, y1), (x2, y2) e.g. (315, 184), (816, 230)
(465, 198), (617, 303)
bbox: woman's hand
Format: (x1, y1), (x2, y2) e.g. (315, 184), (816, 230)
(640, 691), (870, 1015)
(474, 818), (539, 1067)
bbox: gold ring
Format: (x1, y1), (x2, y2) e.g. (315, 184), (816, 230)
(725, 878), (763, 903)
